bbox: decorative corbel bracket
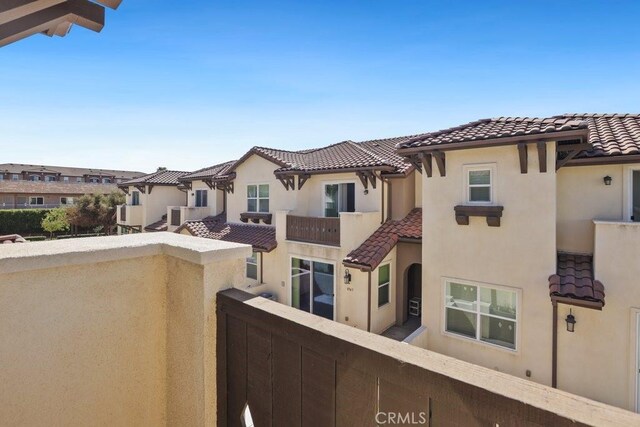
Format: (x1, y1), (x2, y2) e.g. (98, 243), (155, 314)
(134, 185), (146, 194)
(298, 174), (311, 190)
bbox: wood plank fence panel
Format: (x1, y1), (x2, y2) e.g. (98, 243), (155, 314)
(217, 289), (595, 427)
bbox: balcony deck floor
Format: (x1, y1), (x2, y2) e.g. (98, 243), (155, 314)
(381, 315), (421, 341)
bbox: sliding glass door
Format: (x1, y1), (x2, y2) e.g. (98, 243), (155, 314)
(291, 257), (335, 320)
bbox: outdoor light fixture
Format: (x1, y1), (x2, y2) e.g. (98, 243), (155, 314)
(343, 269), (352, 285)
(603, 175), (612, 186)
(364, 189), (369, 195)
(565, 309), (576, 332)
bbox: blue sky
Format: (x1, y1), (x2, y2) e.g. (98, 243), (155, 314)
(2, 1), (639, 173)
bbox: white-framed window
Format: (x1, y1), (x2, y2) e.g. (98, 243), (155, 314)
(246, 252), (258, 280)
(60, 197), (74, 205)
(463, 164), (496, 204)
(45, 175), (56, 182)
(76, 177), (83, 182)
(629, 167), (640, 222)
(0, 175), (3, 181)
(378, 263), (390, 307)
(195, 189), (208, 207)
(63, 177), (69, 183)
(102, 178), (111, 184)
(247, 184), (269, 213)
(29, 196), (44, 205)
(131, 191), (140, 206)
(29, 175), (41, 181)
(90, 177), (100, 183)
(444, 279), (518, 350)
(12, 174), (19, 181)
(324, 182), (355, 217)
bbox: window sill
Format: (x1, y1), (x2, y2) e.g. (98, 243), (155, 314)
(240, 212), (272, 225)
(454, 205), (504, 227)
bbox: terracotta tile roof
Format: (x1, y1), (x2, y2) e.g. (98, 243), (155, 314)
(0, 181), (120, 195)
(144, 217), (168, 232)
(0, 234), (26, 244)
(559, 114), (640, 158)
(396, 114), (640, 162)
(121, 170), (190, 186)
(343, 208), (421, 270)
(397, 117), (588, 150)
(549, 253), (605, 306)
(0, 163), (144, 179)
(177, 215), (277, 252)
(231, 137), (417, 176)
(179, 161), (236, 181)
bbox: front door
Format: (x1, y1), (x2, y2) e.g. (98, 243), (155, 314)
(291, 257), (335, 320)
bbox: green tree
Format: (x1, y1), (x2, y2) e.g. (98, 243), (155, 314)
(41, 207), (70, 238)
(67, 191), (125, 235)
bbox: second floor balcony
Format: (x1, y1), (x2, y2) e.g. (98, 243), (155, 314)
(117, 204), (143, 226)
(286, 214), (340, 246)
(167, 206), (213, 230)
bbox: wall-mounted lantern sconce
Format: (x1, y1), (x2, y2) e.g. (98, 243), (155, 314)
(364, 189), (369, 195)
(565, 309), (576, 332)
(343, 269), (352, 285)
(603, 176), (612, 186)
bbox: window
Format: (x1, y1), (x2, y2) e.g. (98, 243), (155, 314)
(29, 175), (41, 181)
(131, 191), (140, 206)
(90, 177), (100, 183)
(60, 197), (74, 205)
(195, 189), (208, 207)
(632, 170), (640, 221)
(247, 184), (269, 213)
(324, 183), (355, 217)
(0, 175), (3, 181)
(291, 257), (335, 320)
(444, 280), (517, 350)
(102, 178), (111, 184)
(12, 174), (19, 181)
(378, 264), (390, 307)
(246, 252), (258, 280)
(464, 164), (495, 204)
(76, 177), (83, 182)
(45, 176), (56, 182)
(63, 177), (69, 183)
(29, 196), (44, 205)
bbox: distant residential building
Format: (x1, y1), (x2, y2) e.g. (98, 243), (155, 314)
(0, 163), (145, 209)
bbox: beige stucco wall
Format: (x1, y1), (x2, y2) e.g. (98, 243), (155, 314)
(389, 171), (416, 220)
(553, 221), (640, 410)
(0, 234), (250, 427)
(421, 143), (557, 386)
(142, 185), (186, 227)
(0, 255), (168, 426)
(557, 164), (626, 253)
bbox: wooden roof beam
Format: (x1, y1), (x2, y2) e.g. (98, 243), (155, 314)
(0, 0), (104, 47)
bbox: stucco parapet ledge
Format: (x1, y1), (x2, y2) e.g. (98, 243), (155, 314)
(0, 233), (252, 275)
(593, 220), (640, 227)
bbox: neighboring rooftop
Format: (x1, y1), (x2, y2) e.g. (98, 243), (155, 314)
(0, 163), (145, 180)
(0, 181), (120, 195)
(177, 215), (277, 253)
(396, 114), (640, 162)
(344, 208), (421, 271)
(231, 137), (418, 176)
(120, 170), (190, 186)
(549, 252), (605, 307)
(0, 234), (26, 244)
(179, 161), (236, 182)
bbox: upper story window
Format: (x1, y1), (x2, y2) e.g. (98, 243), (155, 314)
(63, 177), (69, 183)
(378, 263), (390, 307)
(90, 177), (100, 183)
(29, 175), (41, 181)
(29, 196), (44, 205)
(247, 184), (269, 213)
(0, 175), (3, 181)
(195, 189), (208, 207)
(102, 178), (111, 184)
(45, 175), (56, 182)
(464, 164), (496, 204)
(131, 191), (140, 206)
(76, 177), (83, 182)
(444, 279), (517, 350)
(60, 197), (74, 205)
(324, 183), (355, 217)
(246, 252), (258, 280)
(12, 174), (19, 181)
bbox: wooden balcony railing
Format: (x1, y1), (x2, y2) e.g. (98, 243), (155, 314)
(120, 205), (126, 222)
(286, 215), (340, 246)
